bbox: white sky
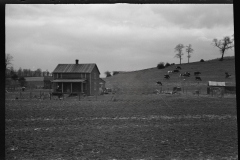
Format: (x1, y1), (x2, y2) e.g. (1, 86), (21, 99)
(6, 4), (234, 77)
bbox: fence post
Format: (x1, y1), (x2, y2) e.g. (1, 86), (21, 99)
(79, 93), (80, 101)
(30, 90), (32, 99)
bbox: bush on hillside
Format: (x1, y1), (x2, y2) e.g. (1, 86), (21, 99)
(105, 71), (112, 77)
(200, 59), (205, 62)
(112, 71), (120, 76)
(171, 63), (175, 65)
(165, 63), (171, 67)
(157, 62), (165, 69)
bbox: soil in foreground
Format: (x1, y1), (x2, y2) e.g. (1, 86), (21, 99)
(5, 95), (238, 160)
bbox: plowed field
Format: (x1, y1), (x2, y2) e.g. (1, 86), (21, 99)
(5, 95), (237, 160)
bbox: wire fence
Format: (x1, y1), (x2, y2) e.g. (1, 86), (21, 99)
(5, 84), (235, 102)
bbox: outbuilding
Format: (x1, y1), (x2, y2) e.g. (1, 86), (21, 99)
(207, 81), (225, 95)
(44, 76), (53, 89)
(25, 77), (44, 89)
(51, 59), (100, 96)
(99, 78), (105, 89)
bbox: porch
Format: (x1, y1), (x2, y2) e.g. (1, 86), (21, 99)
(51, 79), (87, 94)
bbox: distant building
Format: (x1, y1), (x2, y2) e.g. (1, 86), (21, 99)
(44, 76), (53, 89)
(99, 78), (105, 88)
(51, 59), (100, 96)
(207, 81), (236, 95)
(25, 77), (44, 88)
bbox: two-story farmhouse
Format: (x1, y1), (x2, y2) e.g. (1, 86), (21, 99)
(51, 60), (100, 96)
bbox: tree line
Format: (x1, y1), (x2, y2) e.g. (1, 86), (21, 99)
(5, 53), (51, 79)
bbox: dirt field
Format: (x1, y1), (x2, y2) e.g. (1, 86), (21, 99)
(5, 94), (237, 160)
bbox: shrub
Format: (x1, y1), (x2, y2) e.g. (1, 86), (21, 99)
(105, 71), (112, 77)
(200, 59), (205, 62)
(165, 63), (171, 67)
(171, 63), (175, 65)
(112, 71), (120, 76)
(157, 62), (165, 69)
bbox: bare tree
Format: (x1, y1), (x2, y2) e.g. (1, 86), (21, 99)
(35, 68), (42, 77)
(212, 35), (234, 61)
(17, 67), (23, 77)
(185, 44), (194, 63)
(5, 53), (13, 70)
(23, 69), (29, 77)
(174, 44), (184, 64)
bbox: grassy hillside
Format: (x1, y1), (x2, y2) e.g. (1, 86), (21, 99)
(103, 57), (235, 94)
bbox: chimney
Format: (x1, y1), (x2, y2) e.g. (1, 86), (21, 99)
(75, 59), (79, 64)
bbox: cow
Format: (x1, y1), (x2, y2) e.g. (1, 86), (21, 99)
(179, 73), (190, 77)
(173, 69), (180, 73)
(176, 66), (181, 70)
(195, 77), (202, 81)
(184, 72), (190, 76)
(167, 71), (172, 74)
(225, 72), (231, 78)
(156, 81), (162, 85)
(194, 72), (201, 76)
(164, 75), (170, 79)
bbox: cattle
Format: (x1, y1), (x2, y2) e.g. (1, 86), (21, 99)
(195, 77), (202, 81)
(51, 92), (64, 100)
(194, 72), (201, 76)
(164, 75), (170, 79)
(167, 71), (172, 74)
(176, 66), (181, 70)
(184, 72), (190, 76)
(156, 81), (162, 85)
(173, 69), (180, 73)
(179, 73), (190, 77)
(225, 72), (231, 78)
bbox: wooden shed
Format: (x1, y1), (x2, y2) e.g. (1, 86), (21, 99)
(51, 60), (100, 96)
(207, 81), (225, 94)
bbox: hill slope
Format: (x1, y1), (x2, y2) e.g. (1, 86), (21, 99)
(103, 57), (235, 94)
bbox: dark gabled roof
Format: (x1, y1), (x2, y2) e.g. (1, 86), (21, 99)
(51, 79), (86, 83)
(44, 76), (53, 81)
(25, 77), (44, 81)
(52, 63), (100, 74)
(99, 78), (105, 83)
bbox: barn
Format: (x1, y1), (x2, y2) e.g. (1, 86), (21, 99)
(51, 60), (100, 96)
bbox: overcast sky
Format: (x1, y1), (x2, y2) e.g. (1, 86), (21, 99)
(6, 4), (234, 77)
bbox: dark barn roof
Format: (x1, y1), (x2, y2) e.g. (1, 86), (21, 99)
(51, 79), (86, 83)
(52, 63), (100, 74)
(44, 76), (53, 81)
(25, 77), (44, 81)
(99, 78), (105, 82)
